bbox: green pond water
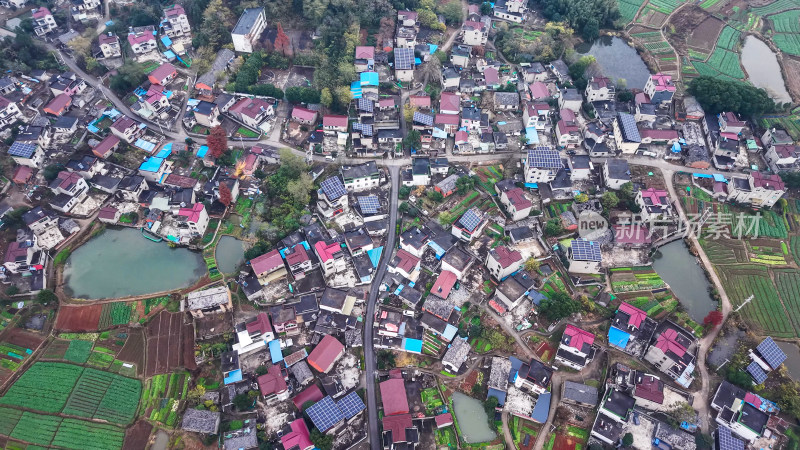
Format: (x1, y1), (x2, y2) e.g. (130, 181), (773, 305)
(215, 236), (245, 274)
(451, 391), (496, 443)
(63, 227), (205, 299)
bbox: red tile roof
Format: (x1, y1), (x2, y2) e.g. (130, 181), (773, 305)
(355, 46), (375, 59)
(634, 374), (664, 404)
(640, 129), (678, 140)
(613, 224), (651, 245)
(409, 95), (431, 108)
(562, 324), (594, 352)
(177, 203), (205, 223)
(250, 249), (283, 276)
(285, 245), (310, 266)
(97, 206), (118, 220)
(323, 115), (348, 128)
(92, 134), (120, 158)
(640, 188), (668, 206)
(292, 384), (324, 410)
(392, 249), (420, 274)
(654, 328), (686, 358)
(751, 171), (785, 190)
(314, 240), (342, 263)
(292, 106), (317, 122)
(148, 63), (177, 84)
(53, 171), (83, 191)
(430, 270), (457, 299)
(44, 93), (71, 115)
(529, 82), (549, 99)
(230, 97), (272, 119)
(128, 31), (155, 46)
(32, 7), (52, 19)
(246, 312), (272, 335)
(281, 419), (313, 450)
(484, 67), (499, 85)
(380, 378), (410, 416)
(111, 116), (137, 132)
(439, 92), (459, 112)
(307, 335), (345, 373)
(618, 302), (647, 328)
(12, 165), (32, 184)
(744, 392), (761, 408)
(505, 188), (532, 210)
(98, 33), (118, 45)
(435, 413), (453, 427)
(435, 113), (460, 125)
(491, 246), (522, 269)
(163, 173), (198, 189)
(382, 414), (413, 444)
(463, 20), (485, 31)
(257, 364), (287, 396)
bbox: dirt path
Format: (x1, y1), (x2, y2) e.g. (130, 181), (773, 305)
(480, 303), (536, 359)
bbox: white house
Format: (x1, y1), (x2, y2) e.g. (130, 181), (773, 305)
(231, 7), (267, 53)
(486, 246), (523, 281)
(555, 325), (595, 370)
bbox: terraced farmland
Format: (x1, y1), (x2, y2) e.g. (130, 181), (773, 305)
(618, 0), (647, 22)
(63, 368), (141, 425)
(0, 407), (124, 450)
(699, 238), (747, 264)
(717, 265), (795, 337)
(0, 362), (83, 412)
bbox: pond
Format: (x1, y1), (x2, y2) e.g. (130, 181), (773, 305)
(215, 236), (245, 274)
(776, 340), (800, 381)
(740, 36), (792, 104)
(652, 241), (718, 323)
(576, 36), (651, 90)
(451, 391), (496, 443)
(63, 227), (205, 299)
(150, 430), (169, 450)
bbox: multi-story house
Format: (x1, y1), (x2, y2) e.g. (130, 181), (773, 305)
(48, 171), (88, 213)
(98, 33), (121, 58)
(451, 208), (487, 242)
(314, 240), (346, 277)
(0, 96), (22, 129)
(231, 7), (266, 53)
(523, 102), (552, 130)
(193, 101), (221, 128)
(341, 162), (380, 192)
(726, 172), (786, 208)
(228, 97), (273, 129)
(643, 321), (696, 388)
(613, 112), (642, 154)
(127, 26), (158, 54)
(162, 4), (191, 38)
(524, 147), (562, 184)
(718, 111), (747, 135)
(643, 73), (676, 105)
(555, 325), (596, 370)
(8, 142), (45, 168)
(636, 188), (672, 221)
(32, 8), (57, 36)
(514, 359), (553, 394)
(486, 245), (523, 281)
(176, 203), (209, 236)
(556, 109), (581, 149)
(317, 176), (349, 218)
(71, 0), (101, 21)
(394, 48), (414, 82)
(461, 20), (487, 46)
(765, 144), (800, 171)
(497, 184), (532, 221)
(110, 116), (145, 143)
(50, 72), (87, 97)
(585, 76), (615, 102)
(493, 0), (526, 22)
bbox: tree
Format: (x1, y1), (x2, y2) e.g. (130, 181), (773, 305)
(286, 173), (313, 205)
(427, 190), (444, 202)
(200, 0), (234, 50)
(244, 241), (272, 260)
(622, 433), (634, 447)
(310, 429), (333, 450)
(218, 182), (232, 207)
(524, 258), (540, 272)
(703, 310), (723, 328)
(5, 286), (19, 296)
(333, 85), (352, 111)
(320, 88), (333, 108)
(688, 76), (775, 116)
(109, 61), (146, 96)
(43, 163), (64, 182)
(455, 176), (476, 195)
(617, 90), (634, 102)
(695, 434), (713, 450)
(187, 385), (206, 403)
(726, 366), (753, 389)
(480, 2), (493, 15)
(274, 23), (292, 56)
(439, 1), (463, 25)
(538, 291), (581, 321)
(574, 193), (589, 203)
(404, 129), (421, 150)
(399, 186), (412, 199)
(582, 18), (599, 41)
(206, 126), (227, 159)
(36, 289), (57, 305)
(544, 219), (563, 237)
(600, 191), (619, 210)
(779, 198), (789, 214)
(399, 202), (411, 214)
(255, 365), (269, 376)
(233, 393), (252, 410)
(377, 350), (396, 370)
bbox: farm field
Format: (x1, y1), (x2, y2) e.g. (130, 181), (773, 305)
(609, 266), (666, 292)
(0, 328), (43, 383)
(139, 372), (189, 427)
(760, 112), (800, 141)
(618, 0), (647, 22)
(0, 362), (141, 425)
(0, 407), (125, 450)
(144, 311), (196, 377)
(716, 264), (796, 337)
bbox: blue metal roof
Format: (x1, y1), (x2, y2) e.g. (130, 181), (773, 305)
(139, 157), (164, 173)
(224, 368), (242, 385)
(196, 145), (208, 158)
(360, 71), (379, 86)
(608, 326), (631, 349)
(403, 338), (423, 353)
(269, 340), (283, 363)
(487, 388), (507, 406)
(530, 391), (551, 423)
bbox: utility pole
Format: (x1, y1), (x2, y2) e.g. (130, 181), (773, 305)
(734, 295), (754, 313)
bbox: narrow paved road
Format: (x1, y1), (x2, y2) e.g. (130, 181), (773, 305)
(364, 165), (400, 450)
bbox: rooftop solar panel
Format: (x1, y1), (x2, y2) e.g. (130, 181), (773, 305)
(413, 111), (434, 126)
(459, 208), (483, 232)
(337, 391), (366, 419)
(307, 396), (345, 432)
(527, 147), (562, 169)
(357, 98), (374, 113)
(756, 336), (787, 369)
(357, 195), (380, 214)
(717, 426), (745, 450)
(617, 112), (641, 143)
(570, 239), (601, 262)
(321, 176), (347, 201)
(8, 142), (37, 158)
(747, 361), (768, 384)
(352, 122), (374, 136)
(395, 48), (414, 70)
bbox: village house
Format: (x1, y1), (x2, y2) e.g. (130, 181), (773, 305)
(613, 112), (642, 154)
(643, 73), (676, 105)
(765, 144), (800, 171)
(558, 88), (582, 113)
(442, 338), (471, 373)
(603, 159), (630, 190)
(8, 142), (45, 168)
(524, 102), (552, 130)
(91, 134), (121, 159)
(71, 0), (101, 21)
(50, 72), (87, 97)
(354, 46), (375, 72)
(110, 116), (145, 143)
(441, 247), (475, 280)
(514, 359), (553, 395)
(556, 325), (596, 370)
(98, 33), (121, 58)
(148, 63), (177, 86)
(451, 208), (487, 242)
(184, 286), (233, 318)
(394, 48), (415, 83)
(567, 239), (602, 274)
(643, 321), (696, 388)
(231, 7), (267, 53)
(556, 108), (582, 149)
(399, 227), (429, 258)
(591, 389), (636, 444)
(195, 49), (235, 94)
(176, 203), (209, 237)
(461, 20), (487, 46)
(711, 381), (770, 443)
(341, 162), (380, 192)
(0, 96), (22, 129)
(127, 26), (158, 54)
(43, 93), (72, 117)
(585, 76), (615, 102)
(496, 181), (533, 221)
(718, 111), (747, 135)
(524, 147), (563, 184)
(163, 4), (191, 39)
(562, 381), (599, 408)
(193, 101), (221, 128)
(250, 249), (287, 285)
(486, 245), (523, 281)
(318, 176), (349, 218)
(32, 8), (57, 36)
(726, 172), (786, 208)
(636, 188), (672, 221)
(229, 97), (273, 129)
(315, 240), (346, 277)
(494, 92), (519, 111)
(307, 335), (345, 373)
(387, 249), (421, 282)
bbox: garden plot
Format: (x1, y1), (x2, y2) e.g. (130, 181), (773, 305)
(699, 238), (747, 264)
(716, 264), (795, 337)
(0, 407), (124, 450)
(0, 328), (43, 382)
(0, 362), (141, 425)
(610, 267), (666, 292)
(619, 0), (648, 23)
(745, 240), (789, 265)
(139, 372), (189, 428)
